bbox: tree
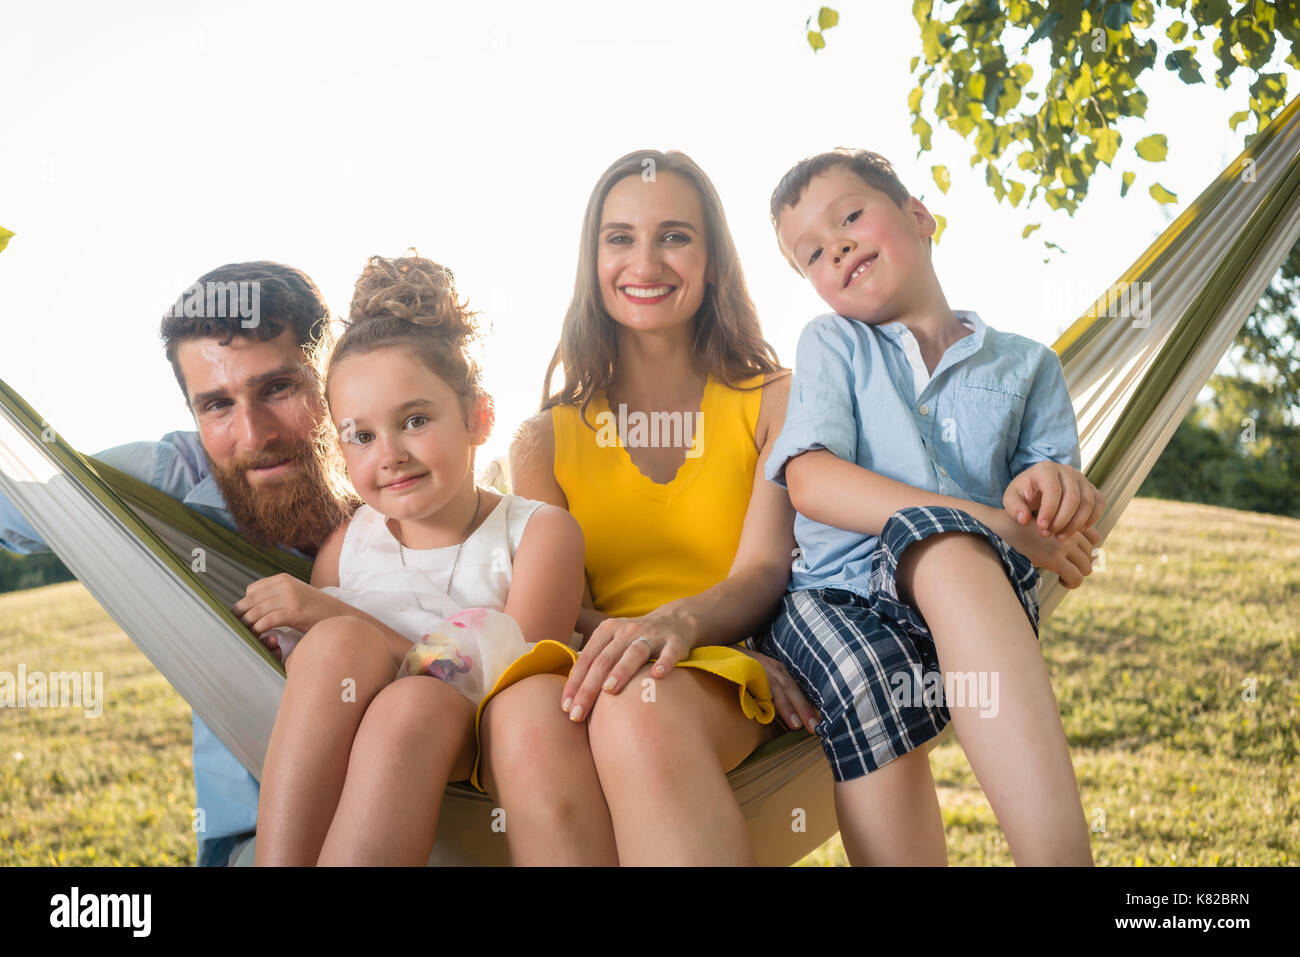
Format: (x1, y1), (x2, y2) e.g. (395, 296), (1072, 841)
(807, 1), (1299, 250)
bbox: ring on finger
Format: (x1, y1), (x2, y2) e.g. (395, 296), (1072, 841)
(633, 635), (654, 653)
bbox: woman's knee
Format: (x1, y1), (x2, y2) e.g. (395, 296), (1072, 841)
(480, 675), (591, 796)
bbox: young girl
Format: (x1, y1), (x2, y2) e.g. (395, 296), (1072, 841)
(237, 253), (584, 866)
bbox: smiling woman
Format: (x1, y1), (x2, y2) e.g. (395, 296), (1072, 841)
(476, 149), (822, 866)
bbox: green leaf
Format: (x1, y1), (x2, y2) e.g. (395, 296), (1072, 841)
(807, 30), (825, 52)
(1121, 171), (1136, 197)
(1134, 133), (1168, 162)
(818, 6), (839, 30)
(1103, 1), (1134, 30)
(0, 226), (13, 255)
(1022, 223), (1041, 239)
(1093, 127), (1121, 165)
(912, 116), (933, 151)
(1149, 182), (1178, 204)
(1229, 110), (1250, 131)
(908, 86), (924, 114)
(1165, 48), (1204, 84)
(1008, 179), (1026, 206)
(932, 213), (947, 244)
(932, 165), (951, 193)
(1044, 240), (1066, 253)
(1166, 21), (1188, 42)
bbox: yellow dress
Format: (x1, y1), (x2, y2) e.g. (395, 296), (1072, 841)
(469, 374), (777, 790)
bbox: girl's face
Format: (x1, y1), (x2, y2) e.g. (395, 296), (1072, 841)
(596, 169), (714, 334)
(328, 348), (487, 524)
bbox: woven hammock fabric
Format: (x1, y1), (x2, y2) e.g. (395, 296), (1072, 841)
(3, 96), (1299, 864)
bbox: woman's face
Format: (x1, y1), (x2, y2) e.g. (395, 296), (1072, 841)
(595, 169), (714, 335)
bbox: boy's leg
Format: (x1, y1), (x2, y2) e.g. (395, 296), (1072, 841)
(760, 590), (949, 866)
(895, 518), (1093, 865)
(317, 675), (476, 865)
(834, 746), (947, 866)
(255, 616), (396, 866)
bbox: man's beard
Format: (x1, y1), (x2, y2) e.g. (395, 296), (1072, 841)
(206, 438), (353, 555)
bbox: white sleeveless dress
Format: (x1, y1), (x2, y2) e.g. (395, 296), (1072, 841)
(272, 492), (553, 706)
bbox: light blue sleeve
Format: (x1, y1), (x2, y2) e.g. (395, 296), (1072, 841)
(1009, 347), (1081, 477)
(766, 316), (861, 487)
(0, 440), (162, 554)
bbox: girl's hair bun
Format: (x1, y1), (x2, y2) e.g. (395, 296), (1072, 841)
(347, 251), (479, 342)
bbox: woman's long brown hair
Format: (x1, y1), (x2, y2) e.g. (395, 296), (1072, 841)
(540, 149), (783, 426)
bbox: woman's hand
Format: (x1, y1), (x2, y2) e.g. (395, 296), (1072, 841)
(561, 610), (698, 722)
(232, 573), (350, 637)
(735, 647), (820, 734)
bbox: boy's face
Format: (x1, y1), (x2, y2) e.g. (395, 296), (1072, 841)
(776, 166), (937, 324)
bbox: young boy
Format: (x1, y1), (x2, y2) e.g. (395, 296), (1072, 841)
(761, 149), (1103, 866)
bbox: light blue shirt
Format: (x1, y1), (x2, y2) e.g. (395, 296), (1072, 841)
(0, 430), (278, 866)
(767, 310), (1080, 599)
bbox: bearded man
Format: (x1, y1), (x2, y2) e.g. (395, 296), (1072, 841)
(0, 261), (353, 866)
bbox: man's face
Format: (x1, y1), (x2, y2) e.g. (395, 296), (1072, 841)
(176, 326), (344, 550)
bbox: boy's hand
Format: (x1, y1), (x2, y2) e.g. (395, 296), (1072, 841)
(1002, 521), (1102, 589)
(1003, 462), (1105, 542)
(232, 573), (349, 636)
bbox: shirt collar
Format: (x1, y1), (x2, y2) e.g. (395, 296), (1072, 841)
(874, 310), (984, 350)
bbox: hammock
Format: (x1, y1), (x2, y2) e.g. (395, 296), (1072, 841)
(3, 95), (1299, 866)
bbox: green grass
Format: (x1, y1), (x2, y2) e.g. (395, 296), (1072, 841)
(2, 497), (1298, 866)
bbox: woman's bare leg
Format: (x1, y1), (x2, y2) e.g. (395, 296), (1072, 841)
(897, 531), (1093, 865)
(479, 674), (618, 865)
(585, 663), (775, 865)
(317, 675), (475, 865)
(255, 617), (396, 866)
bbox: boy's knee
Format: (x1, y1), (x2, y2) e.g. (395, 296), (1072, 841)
(896, 529), (997, 606)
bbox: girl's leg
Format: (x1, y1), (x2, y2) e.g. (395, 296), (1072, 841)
(833, 746), (948, 866)
(585, 663), (776, 865)
(255, 617), (396, 866)
(897, 531), (1094, 865)
(478, 674), (618, 866)
(317, 675), (476, 866)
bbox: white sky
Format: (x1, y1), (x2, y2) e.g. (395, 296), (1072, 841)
(0, 0), (1281, 471)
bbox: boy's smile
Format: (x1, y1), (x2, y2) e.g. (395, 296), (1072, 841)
(776, 166), (937, 324)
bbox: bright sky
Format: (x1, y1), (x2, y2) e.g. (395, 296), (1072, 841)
(0, 0), (1276, 473)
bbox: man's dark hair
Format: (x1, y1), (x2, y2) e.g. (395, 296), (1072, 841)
(160, 261), (331, 405)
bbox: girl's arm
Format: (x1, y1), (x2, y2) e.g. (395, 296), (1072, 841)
(509, 412), (610, 643)
(503, 504), (585, 645)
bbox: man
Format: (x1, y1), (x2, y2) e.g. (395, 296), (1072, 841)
(0, 261), (353, 865)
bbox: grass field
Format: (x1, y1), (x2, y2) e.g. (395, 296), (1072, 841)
(2, 496), (1297, 866)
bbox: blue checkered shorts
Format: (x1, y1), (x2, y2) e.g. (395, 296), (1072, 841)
(757, 506), (1040, 782)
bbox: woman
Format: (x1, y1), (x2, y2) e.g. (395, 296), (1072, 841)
(477, 150), (819, 865)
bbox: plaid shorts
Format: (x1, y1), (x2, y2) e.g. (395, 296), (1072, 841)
(757, 506), (1041, 782)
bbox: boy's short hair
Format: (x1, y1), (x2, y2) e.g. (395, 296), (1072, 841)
(769, 148), (911, 227)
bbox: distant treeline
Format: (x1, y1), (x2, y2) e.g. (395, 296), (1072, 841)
(0, 549), (75, 595)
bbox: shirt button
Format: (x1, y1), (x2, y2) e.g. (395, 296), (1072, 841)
(919, 403), (929, 415)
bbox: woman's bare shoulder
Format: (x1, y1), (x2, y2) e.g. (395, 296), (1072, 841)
(757, 370), (792, 448)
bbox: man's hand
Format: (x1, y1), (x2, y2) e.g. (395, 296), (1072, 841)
(1003, 461), (1105, 542)
(232, 573), (349, 636)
